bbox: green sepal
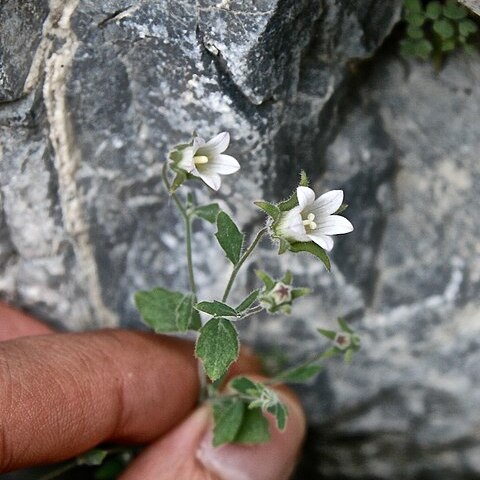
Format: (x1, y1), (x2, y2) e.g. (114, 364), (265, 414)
(299, 170), (309, 187)
(254, 201), (281, 221)
(289, 242), (331, 271)
(212, 398), (245, 446)
(281, 270), (293, 285)
(291, 287), (310, 300)
(235, 290), (260, 312)
(278, 238), (291, 255)
(194, 203), (221, 223)
(196, 300), (239, 317)
(337, 317), (354, 334)
(255, 270), (275, 290)
(277, 193), (298, 212)
(317, 328), (336, 341)
(135, 287), (199, 333)
(170, 170), (188, 193)
(215, 212), (245, 265)
(233, 407), (270, 444)
(195, 318), (239, 381)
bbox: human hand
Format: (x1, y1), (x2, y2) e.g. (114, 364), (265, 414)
(0, 303), (306, 479)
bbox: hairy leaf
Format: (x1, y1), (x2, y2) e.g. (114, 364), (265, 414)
(234, 408), (270, 444)
(215, 212), (245, 265)
(276, 364), (322, 382)
(289, 242), (331, 271)
(212, 399), (245, 446)
(196, 300), (238, 317)
(196, 318), (239, 381)
(235, 290), (260, 312)
(267, 401), (288, 431)
(194, 203), (221, 223)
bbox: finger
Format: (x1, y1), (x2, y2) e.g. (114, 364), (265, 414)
(0, 330), (199, 472)
(0, 302), (54, 341)
(120, 376), (306, 480)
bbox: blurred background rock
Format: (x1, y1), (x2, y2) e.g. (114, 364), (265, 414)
(1, 1), (479, 478)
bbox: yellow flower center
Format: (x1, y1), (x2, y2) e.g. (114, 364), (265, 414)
(194, 155), (209, 165)
(302, 212), (317, 230)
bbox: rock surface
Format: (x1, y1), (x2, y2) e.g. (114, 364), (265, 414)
(2, 1), (480, 479)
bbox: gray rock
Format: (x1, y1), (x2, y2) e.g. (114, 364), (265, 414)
(459, 0), (480, 16)
(5, 1), (480, 479)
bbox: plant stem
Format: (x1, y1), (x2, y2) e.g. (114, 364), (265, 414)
(222, 227), (267, 303)
(161, 164), (197, 295)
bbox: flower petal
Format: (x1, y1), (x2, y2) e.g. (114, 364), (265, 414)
(308, 233), (334, 251)
(314, 215), (353, 235)
(310, 190), (344, 217)
(193, 136), (205, 150)
(197, 171), (222, 191)
(202, 154), (240, 175)
(296, 186), (316, 210)
(197, 132), (230, 156)
(276, 207), (309, 242)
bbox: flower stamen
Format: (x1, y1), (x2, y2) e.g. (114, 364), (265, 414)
(302, 212), (317, 230)
(194, 155), (209, 165)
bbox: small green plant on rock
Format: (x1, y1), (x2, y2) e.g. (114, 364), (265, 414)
(401, 0), (478, 66)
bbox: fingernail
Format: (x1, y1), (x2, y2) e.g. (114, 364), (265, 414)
(196, 393), (306, 480)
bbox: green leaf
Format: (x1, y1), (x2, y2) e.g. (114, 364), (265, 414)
(254, 201), (280, 221)
(441, 38), (456, 51)
(135, 287), (197, 333)
(94, 457), (127, 480)
(194, 203), (221, 223)
(407, 25), (424, 39)
(175, 293), (196, 331)
(317, 328), (336, 341)
(433, 19), (454, 39)
(77, 449), (108, 466)
(196, 318), (239, 381)
(196, 300), (239, 317)
(215, 212), (244, 265)
(255, 270), (275, 290)
(267, 401), (288, 431)
(234, 407), (270, 444)
(405, 12), (425, 27)
(404, 0), (423, 12)
(276, 363), (322, 382)
(413, 39), (433, 60)
(289, 242), (331, 271)
(337, 317), (354, 334)
(230, 376), (260, 395)
(425, 1), (441, 19)
(236, 290), (260, 312)
(299, 170), (309, 187)
(212, 399), (245, 446)
(459, 19), (478, 37)
(443, 0), (467, 20)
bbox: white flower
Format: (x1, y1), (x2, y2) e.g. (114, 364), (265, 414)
(275, 186), (353, 251)
(169, 132), (240, 190)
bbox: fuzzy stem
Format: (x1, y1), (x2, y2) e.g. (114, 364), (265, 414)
(161, 165), (197, 295)
(222, 227), (267, 303)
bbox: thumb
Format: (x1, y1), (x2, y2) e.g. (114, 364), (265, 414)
(120, 385), (306, 480)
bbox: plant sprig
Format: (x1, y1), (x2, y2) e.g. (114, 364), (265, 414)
(133, 131), (358, 446)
